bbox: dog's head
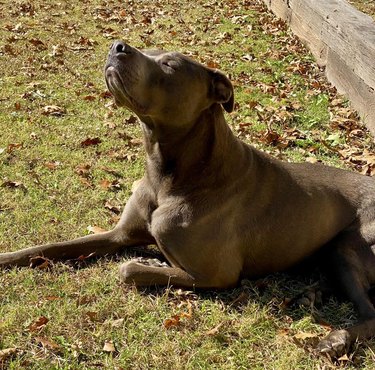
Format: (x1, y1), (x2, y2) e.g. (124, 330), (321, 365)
(105, 41), (234, 127)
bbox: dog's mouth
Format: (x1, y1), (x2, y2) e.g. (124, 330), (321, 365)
(105, 66), (132, 106)
(105, 66), (145, 114)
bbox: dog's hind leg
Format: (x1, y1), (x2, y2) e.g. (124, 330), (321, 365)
(317, 231), (375, 358)
(119, 258), (240, 289)
(0, 188), (155, 268)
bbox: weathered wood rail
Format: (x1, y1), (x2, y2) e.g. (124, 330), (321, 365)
(263, 0), (375, 134)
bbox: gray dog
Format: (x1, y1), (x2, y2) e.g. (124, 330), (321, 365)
(1, 41), (375, 358)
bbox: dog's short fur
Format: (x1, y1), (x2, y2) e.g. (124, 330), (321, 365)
(1, 41), (375, 357)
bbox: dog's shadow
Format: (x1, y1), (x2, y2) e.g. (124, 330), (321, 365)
(60, 245), (375, 365)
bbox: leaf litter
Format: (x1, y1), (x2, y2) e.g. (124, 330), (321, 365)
(1, 0), (374, 368)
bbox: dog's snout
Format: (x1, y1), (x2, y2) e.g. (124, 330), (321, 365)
(112, 40), (131, 54)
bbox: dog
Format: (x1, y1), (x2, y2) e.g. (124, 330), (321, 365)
(1, 41), (375, 358)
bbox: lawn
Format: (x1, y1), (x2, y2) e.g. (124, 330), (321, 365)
(1, 0), (374, 369)
(348, 0), (375, 20)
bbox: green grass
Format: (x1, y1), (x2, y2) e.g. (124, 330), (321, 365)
(348, 0), (375, 20)
(1, 0), (374, 369)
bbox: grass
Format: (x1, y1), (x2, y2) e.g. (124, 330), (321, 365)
(348, 0), (375, 20)
(1, 0), (374, 369)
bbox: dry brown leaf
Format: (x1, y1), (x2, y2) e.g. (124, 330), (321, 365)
(75, 163), (91, 176)
(87, 225), (107, 234)
(29, 38), (46, 49)
(164, 302), (192, 329)
(109, 318), (124, 328)
(85, 311), (98, 322)
(163, 314), (183, 329)
(277, 328), (290, 338)
(293, 331), (319, 340)
(79, 177), (93, 188)
(29, 256), (52, 270)
(76, 294), (96, 306)
(44, 296), (61, 301)
(28, 316), (49, 332)
(1, 180), (27, 192)
(45, 161), (61, 170)
(35, 337), (60, 350)
(0, 347), (17, 362)
(305, 157), (318, 164)
(41, 105), (65, 116)
(104, 201), (121, 214)
(103, 341), (116, 353)
(76, 252), (96, 261)
(7, 143), (23, 153)
(99, 179), (112, 189)
(205, 322), (224, 336)
(80, 137), (102, 147)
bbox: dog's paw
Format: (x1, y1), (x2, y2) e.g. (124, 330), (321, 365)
(316, 329), (350, 358)
(132, 257), (169, 268)
(119, 258), (169, 284)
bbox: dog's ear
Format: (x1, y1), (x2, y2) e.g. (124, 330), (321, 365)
(210, 71), (234, 113)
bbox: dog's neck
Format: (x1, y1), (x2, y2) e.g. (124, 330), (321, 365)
(139, 104), (245, 189)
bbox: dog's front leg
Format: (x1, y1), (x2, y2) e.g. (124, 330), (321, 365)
(0, 190), (155, 268)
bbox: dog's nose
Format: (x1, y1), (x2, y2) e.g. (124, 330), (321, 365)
(112, 40), (132, 54)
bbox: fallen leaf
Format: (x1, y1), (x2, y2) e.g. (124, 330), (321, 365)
(7, 143), (23, 153)
(80, 137), (102, 147)
(76, 252), (96, 261)
(277, 328), (290, 338)
(29, 38), (46, 49)
(110, 318), (124, 328)
(293, 331), (319, 340)
(99, 179), (112, 189)
(79, 177), (93, 188)
(305, 157), (318, 164)
(35, 337), (60, 350)
(104, 201), (121, 214)
(99, 179), (121, 191)
(103, 341), (116, 353)
(163, 314), (183, 329)
(0, 348), (17, 362)
(28, 316), (49, 332)
(164, 302), (192, 329)
(44, 296), (61, 301)
(1, 180), (27, 192)
(87, 225), (107, 234)
(45, 161), (61, 170)
(205, 322), (224, 336)
(85, 311), (98, 322)
(41, 105), (65, 116)
(76, 294), (96, 306)
(75, 163), (91, 176)
(29, 256), (52, 270)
